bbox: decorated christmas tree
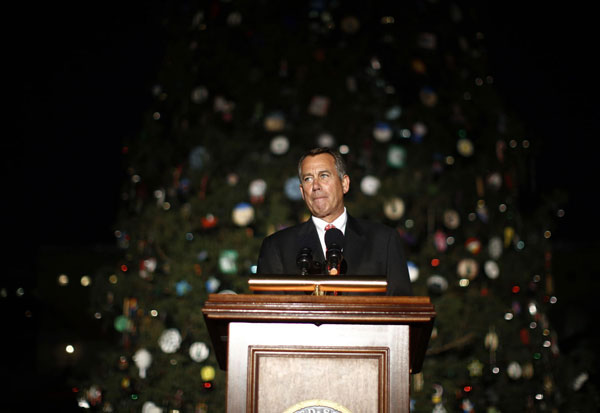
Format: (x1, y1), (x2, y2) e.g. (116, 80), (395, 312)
(73, 1), (596, 412)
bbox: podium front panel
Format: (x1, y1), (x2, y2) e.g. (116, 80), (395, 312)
(227, 322), (409, 413)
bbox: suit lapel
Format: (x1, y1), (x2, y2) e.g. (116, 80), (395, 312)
(343, 215), (367, 275)
(296, 219), (325, 264)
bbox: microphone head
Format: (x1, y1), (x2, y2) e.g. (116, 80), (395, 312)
(325, 228), (344, 250)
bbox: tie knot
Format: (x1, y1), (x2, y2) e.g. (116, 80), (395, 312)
(325, 224), (335, 231)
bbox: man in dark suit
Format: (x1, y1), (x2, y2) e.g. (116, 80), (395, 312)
(257, 147), (412, 296)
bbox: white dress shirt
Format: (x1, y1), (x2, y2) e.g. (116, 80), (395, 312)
(311, 207), (347, 258)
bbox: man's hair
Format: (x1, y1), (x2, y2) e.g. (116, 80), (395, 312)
(298, 147), (347, 181)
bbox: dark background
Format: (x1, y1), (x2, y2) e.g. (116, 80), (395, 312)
(11, 2), (600, 250)
(6, 1), (600, 410)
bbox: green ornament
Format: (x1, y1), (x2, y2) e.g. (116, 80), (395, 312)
(219, 250), (239, 274)
(114, 315), (130, 332)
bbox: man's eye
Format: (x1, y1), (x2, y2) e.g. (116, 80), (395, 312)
(304, 176), (313, 183)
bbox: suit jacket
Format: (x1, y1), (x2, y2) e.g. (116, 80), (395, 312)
(257, 215), (412, 296)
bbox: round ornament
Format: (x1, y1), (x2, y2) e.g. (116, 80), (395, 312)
(465, 237), (481, 254)
(411, 58), (427, 74)
(383, 197), (405, 220)
(385, 105), (402, 120)
(190, 86), (209, 104)
(85, 385), (102, 406)
(387, 145), (406, 168)
(476, 204), (489, 223)
(189, 146), (209, 170)
(507, 361), (522, 379)
(434, 230), (447, 252)
(249, 179), (267, 199)
(284, 177), (302, 201)
(201, 365), (216, 382)
(487, 172), (502, 190)
(573, 372), (589, 391)
(205, 276), (221, 293)
(133, 348), (152, 378)
(270, 135), (289, 155)
(411, 121), (428, 142)
(308, 95), (330, 117)
(158, 328), (182, 354)
(488, 236), (503, 259)
(407, 261), (419, 282)
(143, 258), (157, 273)
(118, 355), (129, 370)
(189, 342), (210, 362)
(175, 280), (192, 296)
(121, 377), (130, 389)
(427, 275), (448, 294)
(373, 122), (392, 142)
(226, 11), (242, 26)
(264, 112), (285, 132)
(484, 328), (499, 351)
(419, 86), (438, 107)
(522, 362), (534, 379)
(219, 250), (239, 274)
(443, 209), (460, 229)
(460, 398), (474, 413)
(317, 132), (335, 148)
(201, 214), (218, 229)
(457, 258), (479, 280)
(142, 401), (163, 413)
(139, 257), (156, 280)
(484, 260), (500, 279)
(227, 172), (239, 186)
(114, 315), (131, 332)
(457, 138), (474, 157)
(360, 175), (380, 196)
(232, 202), (255, 226)
(433, 404), (448, 413)
(504, 227), (515, 247)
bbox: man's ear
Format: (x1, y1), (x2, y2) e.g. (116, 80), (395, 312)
(342, 175), (350, 194)
(299, 184), (306, 200)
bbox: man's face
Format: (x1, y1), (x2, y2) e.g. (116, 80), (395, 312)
(299, 153), (350, 222)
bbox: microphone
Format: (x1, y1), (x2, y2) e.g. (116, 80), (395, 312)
(296, 247), (313, 275)
(325, 228), (344, 276)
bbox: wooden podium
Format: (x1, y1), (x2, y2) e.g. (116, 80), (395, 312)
(202, 278), (435, 413)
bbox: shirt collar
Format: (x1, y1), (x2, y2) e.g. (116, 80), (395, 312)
(311, 208), (347, 235)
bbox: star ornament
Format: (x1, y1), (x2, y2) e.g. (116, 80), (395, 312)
(467, 359), (484, 377)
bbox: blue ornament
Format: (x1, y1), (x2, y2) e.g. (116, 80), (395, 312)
(197, 250), (208, 261)
(205, 276), (221, 293)
(189, 146), (209, 170)
(175, 280), (192, 296)
(284, 177), (302, 201)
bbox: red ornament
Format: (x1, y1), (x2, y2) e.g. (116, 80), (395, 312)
(465, 237), (481, 254)
(520, 328), (530, 345)
(201, 214), (218, 229)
